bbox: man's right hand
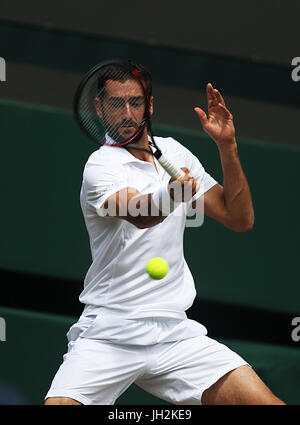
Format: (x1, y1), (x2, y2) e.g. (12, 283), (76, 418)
(168, 167), (200, 203)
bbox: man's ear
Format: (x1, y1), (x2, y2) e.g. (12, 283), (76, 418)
(94, 97), (102, 117)
(149, 96), (154, 117)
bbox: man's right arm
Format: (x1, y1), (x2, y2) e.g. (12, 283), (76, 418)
(102, 168), (199, 229)
(103, 187), (164, 229)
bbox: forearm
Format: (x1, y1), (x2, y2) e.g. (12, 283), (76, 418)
(218, 139), (254, 231)
(103, 172), (196, 229)
(127, 185), (183, 228)
(125, 193), (167, 229)
(104, 189), (169, 229)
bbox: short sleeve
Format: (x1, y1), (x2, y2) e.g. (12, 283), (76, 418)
(163, 137), (218, 200)
(181, 146), (218, 203)
(82, 162), (128, 217)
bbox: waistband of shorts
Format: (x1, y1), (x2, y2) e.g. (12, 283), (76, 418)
(83, 305), (188, 321)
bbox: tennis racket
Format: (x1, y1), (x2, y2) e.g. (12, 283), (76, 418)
(73, 59), (185, 179)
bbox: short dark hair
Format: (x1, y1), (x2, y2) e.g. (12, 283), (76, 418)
(97, 60), (152, 102)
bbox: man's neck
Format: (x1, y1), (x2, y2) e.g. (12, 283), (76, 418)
(125, 131), (155, 164)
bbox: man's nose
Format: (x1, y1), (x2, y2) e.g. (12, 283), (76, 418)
(122, 101), (133, 118)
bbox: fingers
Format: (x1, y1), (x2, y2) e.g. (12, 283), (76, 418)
(181, 167), (189, 172)
(207, 83), (226, 108)
(216, 102), (233, 120)
(169, 168), (199, 202)
(214, 88), (226, 107)
(206, 83), (217, 108)
(207, 83), (225, 106)
(179, 167), (193, 181)
(195, 83), (232, 121)
(194, 107), (208, 128)
(170, 167), (191, 183)
(195, 84), (227, 119)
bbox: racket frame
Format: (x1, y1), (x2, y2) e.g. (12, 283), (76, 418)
(73, 59), (184, 178)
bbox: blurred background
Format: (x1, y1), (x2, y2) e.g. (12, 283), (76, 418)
(0, 0), (299, 405)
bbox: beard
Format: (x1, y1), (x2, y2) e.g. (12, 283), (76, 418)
(106, 118), (144, 143)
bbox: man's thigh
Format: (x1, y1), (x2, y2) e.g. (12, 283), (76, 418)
(44, 338), (146, 405)
(45, 397), (82, 405)
(135, 335), (249, 405)
(201, 364), (285, 405)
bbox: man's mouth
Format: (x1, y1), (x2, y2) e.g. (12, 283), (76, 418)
(119, 120), (137, 129)
(119, 124), (137, 134)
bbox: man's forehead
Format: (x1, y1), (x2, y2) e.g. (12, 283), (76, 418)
(104, 79), (143, 97)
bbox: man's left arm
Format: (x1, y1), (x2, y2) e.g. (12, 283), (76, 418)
(192, 83), (254, 232)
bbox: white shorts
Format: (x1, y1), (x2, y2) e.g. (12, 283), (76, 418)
(45, 318), (248, 405)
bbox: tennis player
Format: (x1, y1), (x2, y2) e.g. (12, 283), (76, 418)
(45, 62), (285, 405)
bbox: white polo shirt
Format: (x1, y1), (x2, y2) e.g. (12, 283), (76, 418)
(71, 136), (218, 344)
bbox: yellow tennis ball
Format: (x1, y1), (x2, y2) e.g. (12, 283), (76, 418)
(146, 257), (169, 280)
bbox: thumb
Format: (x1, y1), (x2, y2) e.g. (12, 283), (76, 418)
(194, 107), (207, 127)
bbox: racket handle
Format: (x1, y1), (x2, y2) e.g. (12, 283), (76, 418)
(158, 155), (185, 179)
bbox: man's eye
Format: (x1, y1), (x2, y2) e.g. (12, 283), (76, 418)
(130, 99), (144, 108)
(110, 101), (123, 108)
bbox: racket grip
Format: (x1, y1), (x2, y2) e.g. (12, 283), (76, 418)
(158, 155), (185, 179)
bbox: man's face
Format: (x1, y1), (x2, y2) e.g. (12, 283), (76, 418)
(95, 78), (152, 142)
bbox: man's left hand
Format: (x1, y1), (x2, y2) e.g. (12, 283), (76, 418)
(194, 83), (236, 147)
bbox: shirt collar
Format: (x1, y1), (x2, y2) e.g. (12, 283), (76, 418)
(101, 134), (154, 165)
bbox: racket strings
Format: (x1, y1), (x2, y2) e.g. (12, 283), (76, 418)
(76, 64), (150, 147)
(74, 60), (184, 179)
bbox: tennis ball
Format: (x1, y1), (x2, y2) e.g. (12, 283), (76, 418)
(146, 257), (169, 280)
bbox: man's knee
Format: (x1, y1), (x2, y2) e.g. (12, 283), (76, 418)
(44, 397), (82, 405)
